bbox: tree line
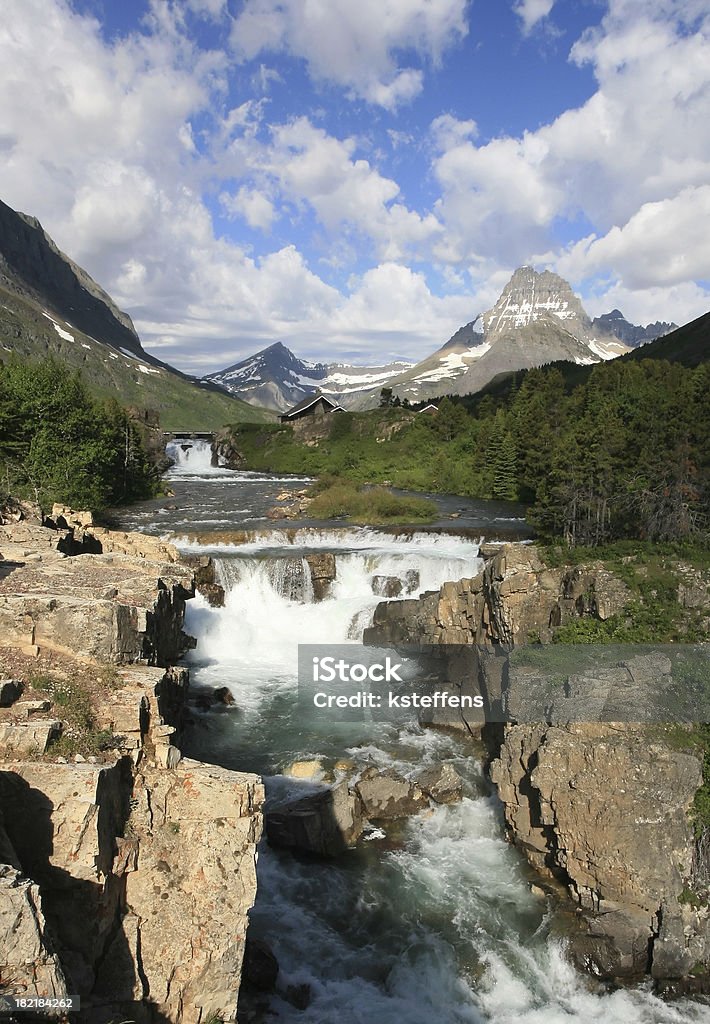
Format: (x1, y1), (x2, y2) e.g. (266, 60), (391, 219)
(428, 359), (710, 545)
(0, 358), (161, 513)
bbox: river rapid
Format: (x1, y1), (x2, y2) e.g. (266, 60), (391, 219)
(117, 439), (709, 1024)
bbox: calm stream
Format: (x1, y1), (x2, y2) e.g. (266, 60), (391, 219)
(117, 439), (708, 1024)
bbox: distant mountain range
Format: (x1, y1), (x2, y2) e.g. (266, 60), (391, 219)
(0, 198), (267, 430)
(201, 342), (412, 414)
(592, 309), (677, 347)
(0, 195), (688, 425)
(204, 266), (677, 411)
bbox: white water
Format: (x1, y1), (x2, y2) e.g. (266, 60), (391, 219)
(181, 529), (710, 1024)
(166, 437), (221, 476)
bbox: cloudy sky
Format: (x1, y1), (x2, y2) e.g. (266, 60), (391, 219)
(1, 0), (708, 374)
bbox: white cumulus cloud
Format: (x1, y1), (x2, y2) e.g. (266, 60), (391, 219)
(229, 0), (469, 109)
(513, 0), (555, 35)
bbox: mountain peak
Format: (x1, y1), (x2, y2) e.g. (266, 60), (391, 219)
(592, 309), (678, 348)
(482, 265), (590, 343)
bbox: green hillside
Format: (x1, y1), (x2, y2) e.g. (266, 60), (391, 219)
(0, 284), (270, 430)
(625, 310), (709, 368)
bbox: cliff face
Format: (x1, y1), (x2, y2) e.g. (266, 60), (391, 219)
(0, 522), (195, 665)
(363, 543), (630, 647)
(0, 197), (144, 358)
(365, 542), (710, 987)
(491, 723), (707, 982)
(0, 516), (264, 1022)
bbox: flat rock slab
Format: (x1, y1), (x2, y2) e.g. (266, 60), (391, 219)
(0, 719), (61, 755)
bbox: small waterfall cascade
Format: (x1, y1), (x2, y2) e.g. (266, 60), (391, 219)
(165, 437), (216, 475)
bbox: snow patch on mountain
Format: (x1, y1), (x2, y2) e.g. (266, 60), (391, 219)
(42, 311), (75, 343)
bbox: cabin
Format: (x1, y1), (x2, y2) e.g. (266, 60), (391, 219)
(279, 393), (344, 423)
(417, 403), (439, 416)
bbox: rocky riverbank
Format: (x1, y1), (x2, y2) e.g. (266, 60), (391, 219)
(0, 506), (264, 1023)
(364, 542), (710, 994)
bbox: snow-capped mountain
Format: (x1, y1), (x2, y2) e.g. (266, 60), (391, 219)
(202, 341), (412, 413)
(591, 309), (677, 348)
(203, 267), (675, 410)
(376, 267), (629, 404)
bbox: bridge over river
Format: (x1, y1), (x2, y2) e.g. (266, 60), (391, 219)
(161, 431), (215, 441)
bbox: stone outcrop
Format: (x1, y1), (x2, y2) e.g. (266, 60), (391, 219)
(211, 430), (244, 470)
(0, 751), (263, 1023)
(0, 515), (264, 1022)
(183, 554), (226, 607)
(364, 544), (630, 647)
(364, 540), (710, 987)
(415, 762), (464, 804)
(0, 550), (194, 664)
(266, 779), (363, 857)
(305, 552), (336, 601)
(266, 764), (431, 856)
(371, 569), (419, 598)
(491, 723), (706, 982)
(0, 865), (68, 1001)
(0, 719), (61, 756)
(355, 766), (428, 820)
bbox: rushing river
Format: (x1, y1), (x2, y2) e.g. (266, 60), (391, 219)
(119, 440), (709, 1024)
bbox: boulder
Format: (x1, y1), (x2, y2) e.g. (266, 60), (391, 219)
(213, 686), (235, 706)
(286, 760), (323, 780)
(305, 553), (336, 601)
(355, 767), (428, 820)
(0, 720), (61, 756)
(371, 570), (420, 599)
(266, 779), (363, 856)
(404, 569), (420, 593)
(183, 555), (226, 607)
(242, 937), (279, 991)
(372, 575), (403, 598)
(50, 504), (93, 529)
(199, 582), (226, 607)
(13, 699), (52, 718)
(415, 763), (464, 804)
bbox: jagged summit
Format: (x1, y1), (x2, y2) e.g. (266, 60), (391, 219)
(203, 342), (412, 413)
(592, 308), (678, 348)
(481, 266), (592, 345)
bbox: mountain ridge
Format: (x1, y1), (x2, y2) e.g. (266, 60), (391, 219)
(205, 266), (676, 412)
(0, 198), (269, 430)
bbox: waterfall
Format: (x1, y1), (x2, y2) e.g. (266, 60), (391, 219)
(165, 437), (218, 476)
(267, 557), (315, 603)
(179, 526), (706, 1024)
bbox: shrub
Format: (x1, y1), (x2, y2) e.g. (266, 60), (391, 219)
(307, 479), (436, 524)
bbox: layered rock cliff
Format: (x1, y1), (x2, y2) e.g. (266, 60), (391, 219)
(0, 514), (264, 1022)
(365, 542), (710, 989)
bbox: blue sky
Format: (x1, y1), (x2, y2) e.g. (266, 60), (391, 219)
(1, 0), (708, 373)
